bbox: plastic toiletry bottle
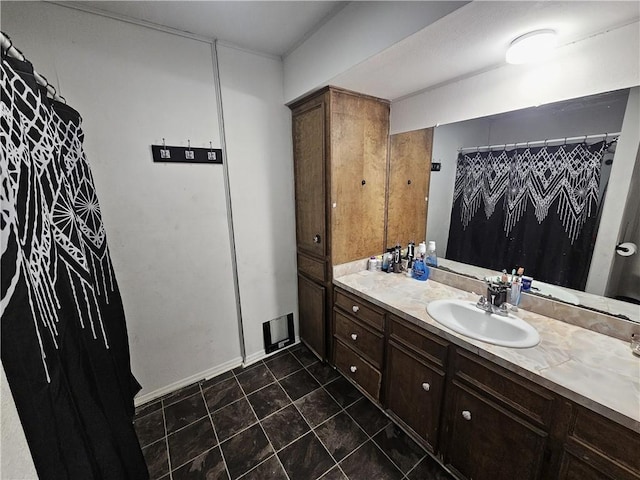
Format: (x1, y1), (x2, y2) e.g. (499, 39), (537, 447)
(418, 242), (427, 259)
(510, 278), (521, 310)
(382, 250), (391, 271)
(425, 241), (438, 267)
(412, 258), (430, 281)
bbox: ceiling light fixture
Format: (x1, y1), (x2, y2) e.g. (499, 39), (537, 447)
(506, 29), (557, 65)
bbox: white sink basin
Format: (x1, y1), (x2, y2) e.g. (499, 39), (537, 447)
(427, 299), (540, 348)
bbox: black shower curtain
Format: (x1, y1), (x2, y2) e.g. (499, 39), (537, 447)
(446, 141), (607, 290)
(1, 53), (148, 478)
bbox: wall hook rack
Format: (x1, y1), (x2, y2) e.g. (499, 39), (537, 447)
(151, 140), (223, 164)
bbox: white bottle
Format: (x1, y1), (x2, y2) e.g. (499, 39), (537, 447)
(426, 241), (438, 267)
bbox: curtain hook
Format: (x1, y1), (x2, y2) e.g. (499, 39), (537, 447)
(544, 139), (548, 148)
(209, 141), (213, 152)
(162, 138), (166, 149)
(563, 137), (567, 146)
(188, 139), (191, 150)
(583, 135), (587, 144)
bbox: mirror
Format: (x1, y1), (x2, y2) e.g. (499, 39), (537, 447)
(426, 88), (639, 323)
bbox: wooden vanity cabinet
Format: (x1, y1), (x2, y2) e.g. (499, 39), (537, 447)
(328, 288), (640, 480)
(384, 314), (448, 452)
(556, 403), (640, 480)
(441, 348), (555, 480)
(290, 87), (389, 361)
(332, 288), (385, 401)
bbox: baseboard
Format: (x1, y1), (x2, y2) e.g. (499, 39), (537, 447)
(134, 356), (243, 406)
(242, 336), (301, 368)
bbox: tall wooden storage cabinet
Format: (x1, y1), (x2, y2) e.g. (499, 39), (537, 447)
(387, 128), (433, 247)
(290, 87), (390, 360)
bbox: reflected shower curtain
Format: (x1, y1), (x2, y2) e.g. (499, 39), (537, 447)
(1, 54), (148, 479)
(446, 141), (608, 290)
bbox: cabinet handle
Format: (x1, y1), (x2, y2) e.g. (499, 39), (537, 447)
(351, 333), (358, 341)
(407, 179), (412, 185)
(352, 305), (360, 313)
(313, 234), (321, 244)
(462, 410), (472, 421)
(350, 366), (357, 373)
(421, 382), (430, 392)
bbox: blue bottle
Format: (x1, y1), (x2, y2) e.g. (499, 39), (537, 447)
(412, 258), (430, 281)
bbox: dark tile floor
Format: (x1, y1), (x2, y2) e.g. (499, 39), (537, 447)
(134, 344), (455, 480)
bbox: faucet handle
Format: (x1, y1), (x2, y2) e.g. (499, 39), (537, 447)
(476, 296), (489, 308)
(498, 302), (512, 315)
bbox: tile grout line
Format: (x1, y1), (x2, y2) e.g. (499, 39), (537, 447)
(342, 396), (414, 476)
(142, 345), (431, 480)
(340, 394), (425, 477)
(232, 366), (293, 480)
(161, 403), (173, 480)
(200, 383), (232, 480)
(297, 354), (353, 479)
(246, 350), (342, 479)
(277, 376), (352, 480)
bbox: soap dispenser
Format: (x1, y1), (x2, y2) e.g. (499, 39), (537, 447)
(425, 241), (438, 267)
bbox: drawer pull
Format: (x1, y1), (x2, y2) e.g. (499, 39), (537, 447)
(462, 410), (472, 421)
(352, 305), (360, 313)
(350, 333), (358, 341)
(421, 382), (430, 392)
(350, 366), (357, 373)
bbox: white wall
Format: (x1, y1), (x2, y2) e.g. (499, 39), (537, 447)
(1, 2), (242, 400)
(283, 1), (465, 103)
(390, 21), (639, 133)
(216, 44), (298, 363)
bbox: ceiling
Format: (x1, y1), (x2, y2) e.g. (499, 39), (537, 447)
(68, 1), (347, 57)
(63, 1), (639, 101)
(331, 1), (640, 100)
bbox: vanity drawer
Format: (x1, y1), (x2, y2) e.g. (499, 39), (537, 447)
(334, 340), (381, 401)
(297, 253), (326, 283)
(334, 309), (384, 367)
(334, 289), (384, 331)
(567, 404), (640, 477)
(388, 314), (448, 368)
(454, 348), (555, 429)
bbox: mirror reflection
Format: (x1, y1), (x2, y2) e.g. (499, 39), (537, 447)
(426, 88), (639, 322)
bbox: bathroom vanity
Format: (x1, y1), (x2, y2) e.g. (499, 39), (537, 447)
(331, 265), (640, 480)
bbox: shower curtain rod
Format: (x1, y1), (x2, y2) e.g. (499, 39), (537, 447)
(458, 132), (620, 153)
(1, 31), (66, 103)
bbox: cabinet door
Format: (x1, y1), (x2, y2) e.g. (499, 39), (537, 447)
(329, 90), (388, 264)
(297, 274), (325, 360)
(385, 341), (445, 451)
(293, 101), (326, 257)
(445, 382), (547, 480)
(558, 451), (620, 480)
(386, 128), (433, 247)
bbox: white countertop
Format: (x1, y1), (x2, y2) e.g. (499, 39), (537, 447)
(333, 269), (640, 431)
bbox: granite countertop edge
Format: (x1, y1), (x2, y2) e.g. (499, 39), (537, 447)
(333, 270), (640, 433)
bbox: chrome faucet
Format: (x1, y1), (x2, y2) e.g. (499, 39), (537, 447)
(476, 296), (511, 317)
